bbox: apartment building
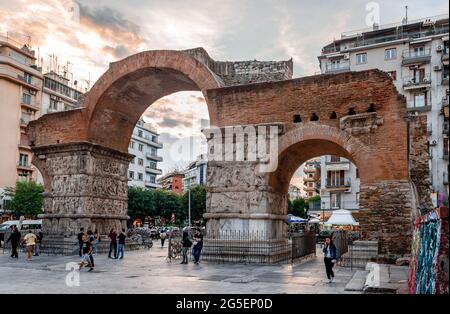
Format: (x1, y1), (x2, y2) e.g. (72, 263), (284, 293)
(158, 171), (184, 195)
(288, 184), (302, 201)
(128, 118), (163, 190)
(302, 158), (321, 198)
(319, 14), (449, 199)
(0, 35), (43, 214)
(182, 155), (207, 192)
(319, 155), (360, 213)
(41, 71), (83, 114)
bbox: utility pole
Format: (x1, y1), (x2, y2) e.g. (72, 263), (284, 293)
(188, 187), (191, 228)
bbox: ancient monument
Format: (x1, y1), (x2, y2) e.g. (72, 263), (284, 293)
(27, 48), (427, 257)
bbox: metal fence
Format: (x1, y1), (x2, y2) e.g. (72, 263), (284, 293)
(199, 231), (316, 264)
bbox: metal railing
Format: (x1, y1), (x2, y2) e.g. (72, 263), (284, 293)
(200, 230), (316, 264)
(402, 74), (431, 87)
(324, 61), (350, 73)
(325, 178), (351, 188)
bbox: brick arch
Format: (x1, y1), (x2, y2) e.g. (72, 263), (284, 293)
(268, 123), (385, 194)
(84, 50), (223, 152)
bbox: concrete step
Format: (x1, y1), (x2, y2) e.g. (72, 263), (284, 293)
(344, 270), (369, 291)
(362, 262), (408, 294)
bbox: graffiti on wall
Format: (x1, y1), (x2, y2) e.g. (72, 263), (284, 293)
(409, 207), (449, 294)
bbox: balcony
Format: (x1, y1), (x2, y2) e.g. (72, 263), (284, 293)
(17, 163), (33, 172)
(325, 178), (351, 190)
(324, 60), (350, 74)
(406, 101), (431, 113)
(145, 153), (163, 161)
(145, 167), (163, 175)
(443, 122), (449, 135)
(144, 181), (161, 189)
(325, 161), (350, 171)
(402, 49), (431, 66)
(402, 74), (431, 90)
(303, 176), (316, 182)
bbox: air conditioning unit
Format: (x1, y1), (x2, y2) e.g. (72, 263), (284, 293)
(434, 65), (443, 71)
(430, 140), (437, 146)
(343, 53), (350, 60)
(436, 45), (444, 52)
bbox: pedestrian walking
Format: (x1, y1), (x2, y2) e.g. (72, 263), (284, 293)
(6, 225), (21, 258)
(192, 228), (203, 264)
(22, 230), (37, 261)
(108, 228), (118, 259)
(87, 230), (95, 267)
(92, 229), (100, 255)
(160, 229), (167, 248)
(79, 234), (94, 272)
(117, 228), (126, 259)
(181, 231), (192, 264)
(33, 230), (43, 256)
(77, 228), (85, 257)
(322, 237), (337, 283)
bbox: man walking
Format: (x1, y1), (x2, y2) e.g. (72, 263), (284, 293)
(117, 228), (126, 259)
(77, 228), (85, 257)
(23, 230), (37, 261)
(79, 234), (94, 272)
(108, 228), (118, 259)
(6, 225), (21, 258)
(160, 229), (167, 248)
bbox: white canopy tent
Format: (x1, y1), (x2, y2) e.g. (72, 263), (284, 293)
(324, 209), (359, 226)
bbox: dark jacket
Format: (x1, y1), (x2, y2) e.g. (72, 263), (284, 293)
(322, 243), (337, 259)
(7, 230), (21, 245)
(182, 236), (192, 248)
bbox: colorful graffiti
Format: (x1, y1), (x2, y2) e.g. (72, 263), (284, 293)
(409, 207), (449, 294)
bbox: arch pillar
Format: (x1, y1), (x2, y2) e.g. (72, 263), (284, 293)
(32, 142), (132, 237)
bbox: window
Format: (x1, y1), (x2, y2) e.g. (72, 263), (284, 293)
(138, 158), (143, 166)
(128, 171), (134, 179)
(356, 168), (360, 179)
(138, 173), (143, 181)
(149, 175), (156, 183)
(151, 148), (157, 156)
(129, 141), (135, 149)
(49, 99), (58, 111)
(356, 53), (367, 65)
(387, 71), (397, 81)
(330, 193), (342, 209)
(413, 46), (425, 57)
(138, 130), (143, 137)
(18, 172), (29, 182)
(330, 155), (340, 162)
(413, 68), (425, 83)
(308, 192), (313, 197)
(130, 158), (135, 164)
(384, 48), (397, 60)
(138, 144), (144, 152)
(24, 73), (32, 84)
(150, 161), (157, 169)
(414, 93), (426, 108)
(22, 93), (31, 105)
(18, 154), (28, 167)
(152, 135), (158, 142)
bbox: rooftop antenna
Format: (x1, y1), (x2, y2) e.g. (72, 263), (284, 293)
(405, 5), (408, 24)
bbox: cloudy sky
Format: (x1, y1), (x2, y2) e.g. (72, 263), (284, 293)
(1, 0), (448, 174)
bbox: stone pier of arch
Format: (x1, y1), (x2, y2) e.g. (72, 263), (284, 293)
(26, 48), (430, 260)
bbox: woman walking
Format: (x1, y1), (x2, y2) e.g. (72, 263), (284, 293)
(322, 237), (337, 283)
(180, 231), (192, 264)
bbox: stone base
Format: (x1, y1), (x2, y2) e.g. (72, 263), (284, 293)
(40, 214), (128, 237)
(202, 238), (291, 264)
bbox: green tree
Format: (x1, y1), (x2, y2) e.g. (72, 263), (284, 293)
(128, 186), (155, 224)
(7, 181), (44, 218)
(181, 185), (206, 222)
(290, 197), (307, 218)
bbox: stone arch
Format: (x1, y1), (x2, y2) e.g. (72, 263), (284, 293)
(269, 123), (379, 195)
(83, 50), (223, 152)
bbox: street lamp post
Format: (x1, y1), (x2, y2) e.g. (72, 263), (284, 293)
(188, 187), (191, 228)
(322, 201), (325, 230)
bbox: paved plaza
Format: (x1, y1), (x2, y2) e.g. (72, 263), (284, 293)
(0, 245), (361, 294)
